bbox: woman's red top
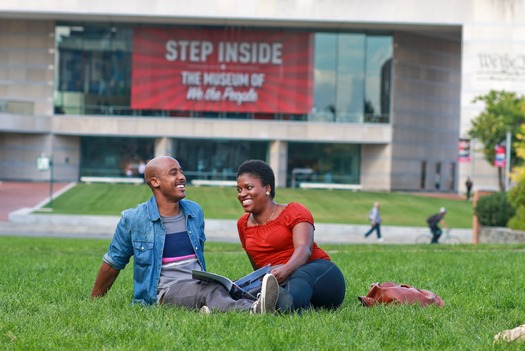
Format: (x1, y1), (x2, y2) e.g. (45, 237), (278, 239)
(237, 202), (330, 268)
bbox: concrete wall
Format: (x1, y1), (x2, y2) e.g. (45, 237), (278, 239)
(0, 19), (59, 181)
(0, 133), (79, 182)
(52, 135), (80, 181)
(49, 115), (392, 143)
(390, 31), (461, 191)
(458, 18), (525, 192)
(479, 227), (525, 244)
(361, 144), (391, 191)
(0, 133), (50, 181)
(0, 19), (54, 116)
(0, 0), (473, 25)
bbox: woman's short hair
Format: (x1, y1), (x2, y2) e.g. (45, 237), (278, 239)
(236, 159), (275, 198)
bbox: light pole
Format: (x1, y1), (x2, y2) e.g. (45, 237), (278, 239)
(505, 129), (511, 191)
(49, 155), (54, 210)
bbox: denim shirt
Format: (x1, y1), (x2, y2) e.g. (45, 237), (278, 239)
(103, 196), (207, 305)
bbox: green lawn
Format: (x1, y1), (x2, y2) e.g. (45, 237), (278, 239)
(39, 183), (474, 228)
(1, 237), (524, 350)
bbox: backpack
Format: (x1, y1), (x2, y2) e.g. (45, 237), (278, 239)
(427, 213), (441, 226)
(368, 208), (375, 222)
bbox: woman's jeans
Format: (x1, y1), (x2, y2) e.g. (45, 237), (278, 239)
(277, 259), (346, 311)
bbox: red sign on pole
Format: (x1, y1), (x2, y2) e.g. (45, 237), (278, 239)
(458, 139), (471, 163)
(131, 27), (314, 113)
(494, 144), (506, 167)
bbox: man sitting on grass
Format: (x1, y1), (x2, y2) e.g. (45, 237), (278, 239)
(91, 156), (279, 314)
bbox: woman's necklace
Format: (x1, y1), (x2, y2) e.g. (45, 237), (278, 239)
(250, 203), (277, 226)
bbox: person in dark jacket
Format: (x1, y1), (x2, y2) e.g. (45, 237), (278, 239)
(465, 177), (473, 200)
(426, 207), (449, 244)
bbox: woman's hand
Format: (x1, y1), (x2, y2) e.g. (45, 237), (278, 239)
(270, 264), (292, 284)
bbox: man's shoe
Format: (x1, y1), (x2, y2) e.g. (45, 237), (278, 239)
(377, 238), (384, 242)
(251, 274), (279, 314)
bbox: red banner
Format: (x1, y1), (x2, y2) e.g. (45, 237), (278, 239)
(131, 28), (314, 113)
(494, 144), (506, 167)
(458, 139), (471, 163)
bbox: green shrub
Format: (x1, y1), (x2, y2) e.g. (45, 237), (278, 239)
(507, 182), (525, 229)
(475, 191), (515, 227)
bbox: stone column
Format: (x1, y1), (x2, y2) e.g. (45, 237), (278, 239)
(268, 141), (288, 188)
(154, 137), (172, 158)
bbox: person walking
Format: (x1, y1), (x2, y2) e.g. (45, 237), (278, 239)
(91, 156), (279, 314)
(363, 202), (383, 242)
(465, 177), (473, 200)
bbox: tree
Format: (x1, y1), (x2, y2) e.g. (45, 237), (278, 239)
(507, 125), (525, 229)
(509, 125), (525, 184)
(468, 90), (525, 191)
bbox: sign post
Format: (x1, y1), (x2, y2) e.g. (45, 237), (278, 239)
(494, 144), (506, 168)
(505, 129), (511, 191)
(458, 138), (471, 163)
(37, 154), (53, 211)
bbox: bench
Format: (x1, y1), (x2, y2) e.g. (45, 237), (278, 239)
(80, 176), (144, 185)
(299, 182), (362, 191)
(191, 179), (237, 187)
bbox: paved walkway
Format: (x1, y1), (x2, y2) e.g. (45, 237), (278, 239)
(0, 181), (473, 244)
(0, 181), (72, 221)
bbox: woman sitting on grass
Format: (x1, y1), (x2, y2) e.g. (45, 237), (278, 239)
(236, 159), (346, 312)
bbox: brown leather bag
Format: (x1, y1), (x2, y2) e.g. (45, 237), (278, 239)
(358, 282), (445, 307)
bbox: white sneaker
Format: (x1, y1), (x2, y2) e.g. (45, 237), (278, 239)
(250, 274), (279, 314)
(377, 238), (384, 242)
(199, 305), (211, 315)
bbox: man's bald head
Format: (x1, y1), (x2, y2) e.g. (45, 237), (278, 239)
(144, 156), (178, 188)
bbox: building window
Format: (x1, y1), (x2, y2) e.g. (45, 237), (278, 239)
(435, 162), (442, 190)
(80, 136), (154, 177)
(312, 33), (392, 123)
(420, 161), (427, 189)
(287, 142), (360, 186)
(449, 162), (456, 191)
(171, 139), (268, 182)
(55, 24), (133, 115)
(365, 36), (392, 123)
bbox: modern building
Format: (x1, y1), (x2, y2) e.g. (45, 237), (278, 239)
(0, 1), (523, 192)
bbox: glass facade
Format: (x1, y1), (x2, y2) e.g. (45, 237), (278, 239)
(54, 23), (392, 123)
(79, 136), (267, 180)
(55, 24), (133, 115)
(80, 136), (155, 177)
(311, 33), (392, 123)
(365, 36), (392, 123)
(288, 142), (361, 186)
(171, 139), (268, 182)
(56, 23), (391, 182)
(79, 137), (360, 185)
